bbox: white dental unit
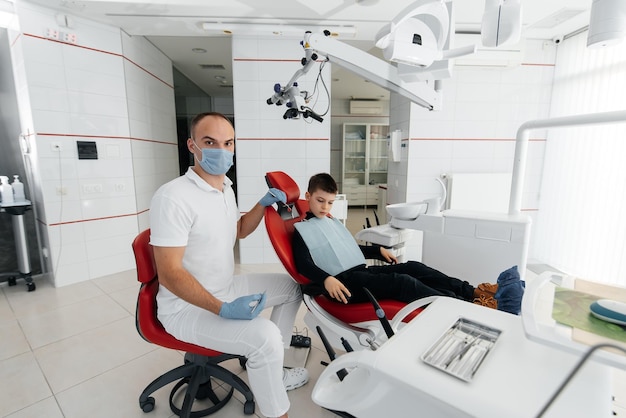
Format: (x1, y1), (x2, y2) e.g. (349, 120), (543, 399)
(269, 0), (621, 416)
(358, 202), (532, 287)
(312, 297), (613, 418)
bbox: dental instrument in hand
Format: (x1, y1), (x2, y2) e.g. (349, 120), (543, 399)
(250, 291), (266, 314)
(219, 292), (266, 320)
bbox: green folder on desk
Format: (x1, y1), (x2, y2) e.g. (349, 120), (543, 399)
(552, 288), (626, 344)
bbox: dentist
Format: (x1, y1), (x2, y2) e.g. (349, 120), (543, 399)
(150, 112), (308, 418)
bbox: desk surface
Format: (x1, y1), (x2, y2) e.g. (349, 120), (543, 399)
(313, 297), (612, 418)
(522, 272), (626, 369)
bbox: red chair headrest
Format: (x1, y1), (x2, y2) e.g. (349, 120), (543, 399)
(265, 171), (301, 204)
(132, 229), (156, 284)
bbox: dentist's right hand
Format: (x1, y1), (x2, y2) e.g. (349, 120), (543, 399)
(219, 292), (267, 320)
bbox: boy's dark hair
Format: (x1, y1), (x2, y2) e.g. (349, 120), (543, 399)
(189, 112), (234, 139)
(307, 173), (338, 194)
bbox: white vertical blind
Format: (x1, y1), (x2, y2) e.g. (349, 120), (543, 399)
(534, 32), (626, 286)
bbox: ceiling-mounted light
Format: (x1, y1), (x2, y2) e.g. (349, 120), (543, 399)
(587, 0), (626, 48)
(201, 22), (356, 38)
(192, 48), (207, 53)
(214, 75), (226, 80)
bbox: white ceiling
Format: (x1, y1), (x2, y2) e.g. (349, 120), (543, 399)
(23, 0), (593, 100)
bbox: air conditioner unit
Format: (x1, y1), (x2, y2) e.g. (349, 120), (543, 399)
(452, 34), (524, 67)
(349, 100), (384, 115)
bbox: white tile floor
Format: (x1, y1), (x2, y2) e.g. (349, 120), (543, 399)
(0, 264), (342, 418)
(1, 261), (625, 417)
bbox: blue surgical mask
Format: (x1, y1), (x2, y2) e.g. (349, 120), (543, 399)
(193, 143), (234, 175)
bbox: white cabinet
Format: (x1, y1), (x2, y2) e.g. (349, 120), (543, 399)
(342, 123), (389, 206)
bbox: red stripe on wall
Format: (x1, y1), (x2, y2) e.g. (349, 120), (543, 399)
(23, 33), (174, 89)
(47, 211), (141, 227)
(36, 132), (176, 146)
(10, 32), (21, 47)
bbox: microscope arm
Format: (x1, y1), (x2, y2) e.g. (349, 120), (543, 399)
(267, 31), (444, 121)
(305, 32), (442, 110)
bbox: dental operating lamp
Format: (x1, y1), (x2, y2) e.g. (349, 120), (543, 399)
(266, 0), (522, 122)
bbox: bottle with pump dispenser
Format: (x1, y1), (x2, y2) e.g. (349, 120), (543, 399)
(11, 175), (25, 201)
(0, 176), (14, 204)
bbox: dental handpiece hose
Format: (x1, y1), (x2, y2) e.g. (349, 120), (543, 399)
(341, 337), (354, 353)
(363, 287), (395, 339)
(316, 326), (348, 381)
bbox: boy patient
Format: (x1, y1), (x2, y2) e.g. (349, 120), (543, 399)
(292, 173), (524, 314)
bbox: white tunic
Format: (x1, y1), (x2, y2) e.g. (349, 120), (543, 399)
(149, 167), (240, 315)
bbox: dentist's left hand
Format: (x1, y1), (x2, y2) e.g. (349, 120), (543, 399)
(259, 188), (286, 207)
(219, 292), (267, 320)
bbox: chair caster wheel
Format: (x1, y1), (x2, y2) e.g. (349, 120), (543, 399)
(8, 277), (16, 286)
(244, 400), (255, 415)
(27, 282), (36, 292)
(140, 397), (155, 412)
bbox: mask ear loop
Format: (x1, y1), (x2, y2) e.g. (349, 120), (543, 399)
(191, 140), (203, 165)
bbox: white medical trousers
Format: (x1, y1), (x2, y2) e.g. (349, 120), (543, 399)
(158, 273), (302, 418)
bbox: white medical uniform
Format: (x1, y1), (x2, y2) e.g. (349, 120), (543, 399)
(150, 167), (302, 418)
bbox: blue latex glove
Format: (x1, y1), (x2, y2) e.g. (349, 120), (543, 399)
(219, 292), (267, 320)
(259, 188), (286, 207)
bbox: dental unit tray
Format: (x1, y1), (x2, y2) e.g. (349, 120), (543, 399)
(421, 317), (501, 382)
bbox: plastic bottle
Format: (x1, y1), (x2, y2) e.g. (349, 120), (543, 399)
(12, 175), (25, 201)
(0, 176), (14, 204)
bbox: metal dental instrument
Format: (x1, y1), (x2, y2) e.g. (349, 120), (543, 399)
(250, 291), (266, 314)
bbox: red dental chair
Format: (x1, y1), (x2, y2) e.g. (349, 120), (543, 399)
(132, 229), (255, 417)
(264, 171), (424, 351)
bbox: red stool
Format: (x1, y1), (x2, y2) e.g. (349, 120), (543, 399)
(132, 229), (254, 417)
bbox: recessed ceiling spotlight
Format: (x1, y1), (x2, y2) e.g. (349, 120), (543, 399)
(214, 75), (226, 80)
(192, 48), (207, 53)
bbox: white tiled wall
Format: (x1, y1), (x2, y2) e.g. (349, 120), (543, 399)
(232, 35), (331, 263)
(9, 2), (177, 286)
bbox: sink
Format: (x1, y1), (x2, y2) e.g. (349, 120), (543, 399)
(386, 202), (427, 220)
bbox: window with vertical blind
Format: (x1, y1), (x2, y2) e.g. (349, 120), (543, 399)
(533, 31), (626, 286)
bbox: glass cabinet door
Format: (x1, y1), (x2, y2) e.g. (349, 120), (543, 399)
(342, 123), (389, 206)
(343, 124), (367, 186)
(367, 124), (389, 186)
